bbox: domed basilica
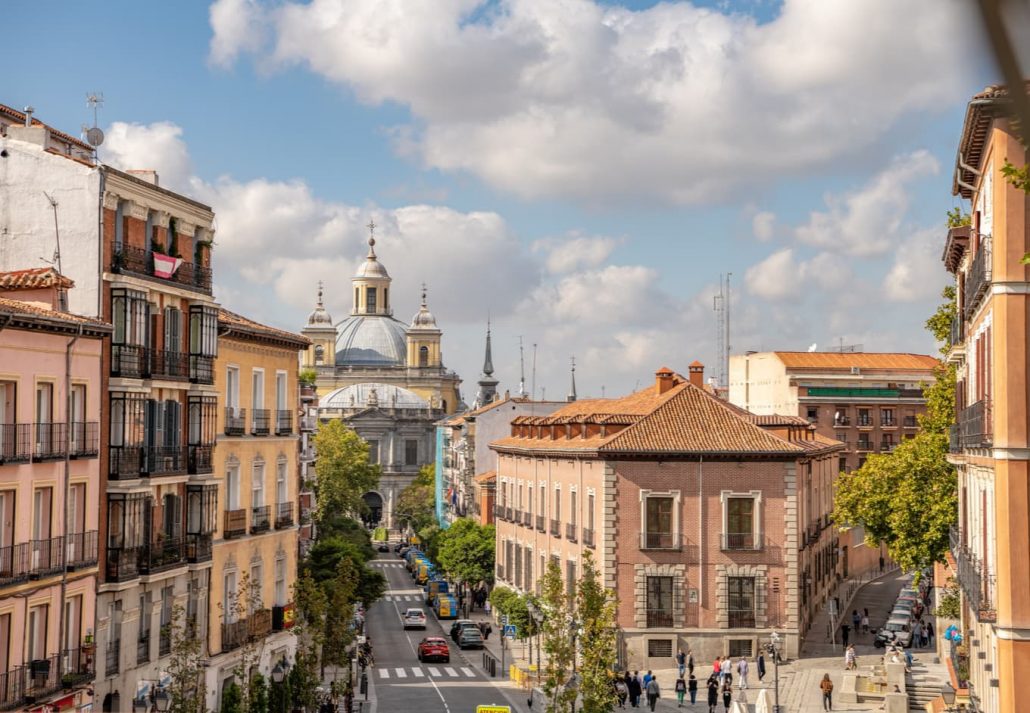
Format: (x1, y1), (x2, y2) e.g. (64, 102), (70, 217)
(301, 228), (462, 527)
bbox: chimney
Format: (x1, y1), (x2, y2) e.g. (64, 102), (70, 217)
(688, 360), (704, 388)
(23, 106), (34, 127)
(127, 169), (159, 186)
(655, 367), (675, 395)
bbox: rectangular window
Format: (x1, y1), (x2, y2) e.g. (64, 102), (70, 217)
(858, 408), (871, 426)
(646, 576), (674, 627)
(0, 613), (9, 674)
(647, 639), (673, 658)
(838, 457), (847, 473)
(539, 484), (545, 518)
(33, 487), (53, 540)
(114, 200), (126, 251)
(726, 497), (755, 549)
(565, 560), (576, 598)
(252, 370), (265, 410)
(224, 571), (238, 623)
(227, 465), (240, 510)
(405, 439), (418, 466)
(276, 372), (287, 412)
(570, 490), (577, 527)
(0, 380), (14, 427)
(226, 367), (240, 410)
(250, 564), (263, 613)
(807, 406), (818, 422)
(111, 289), (149, 346)
(554, 486), (561, 521)
(252, 462), (265, 508)
(727, 576), (756, 628)
(275, 558), (287, 606)
(367, 439), (379, 465)
(188, 306), (218, 357)
(0, 490), (13, 549)
(881, 408), (894, 426)
(587, 493), (595, 532)
(728, 639), (753, 658)
(366, 287), (377, 313)
(276, 461), (287, 505)
(27, 604), (48, 662)
(164, 307), (182, 353)
(643, 496), (674, 548)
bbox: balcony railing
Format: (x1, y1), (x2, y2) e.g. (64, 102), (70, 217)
(504, 506), (513, 521)
(583, 527), (595, 548)
(300, 415), (317, 431)
(0, 424), (31, 465)
(949, 314), (964, 348)
(0, 666), (25, 709)
(550, 518), (560, 536)
(645, 610), (675, 628)
(225, 407), (246, 436)
(65, 530), (98, 570)
(880, 442), (896, 453)
(112, 244), (212, 295)
(141, 536), (187, 575)
(189, 354), (215, 385)
(493, 505), (504, 521)
(68, 422), (99, 457)
(24, 653), (61, 702)
(0, 543), (29, 587)
(33, 423), (67, 460)
(105, 639), (120, 676)
(856, 440), (873, 452)
(523, 511), (533, 527)
(721, 533), (763, 551)
(224, 509), (247, 539)
(640, 532), (683, 550)
(159, 627), (171, 657)
(512, 509), (523, 526)
(881, 418), (896, 427)
(536, 514), (545, 532)
(904, 415), (918, 428)
(109, 446), (186, 478)
(276, 502), (294, 529)
(833, 416), (851, 426)
(106, 546), (143, 582)
(145, 446), (185, 475)
(300, 446), (315, 462)
(251, 409), (271, 436)
(149, 349), (189, 380)
(136, 632), (150, 665)
(188, 444), (214, 474)
(221, 610), (273, 653)
(251, 506), (271, 534)
(111, 344), (148, 379)
(29, 537), (64, 578)
(958, 400), (992, 449)
(857, 417), (872, 427)
(950, 525), (997, 623)
(964, 234), (991, 319)
(275, 411), (293, 435)
(111, 345), (214, 384)
(59, 647), (94, 688)
(565, 523), (578, 542)
(186, 533), (213, 563)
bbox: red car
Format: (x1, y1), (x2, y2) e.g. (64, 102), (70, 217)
(417, 637), (450, 664)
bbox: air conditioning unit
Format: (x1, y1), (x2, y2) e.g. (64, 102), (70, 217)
(850, 367), (861, 375)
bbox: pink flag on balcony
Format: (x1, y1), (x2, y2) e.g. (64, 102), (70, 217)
(152, 252), (183, 278)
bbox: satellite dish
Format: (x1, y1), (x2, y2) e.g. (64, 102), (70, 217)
(807, 343), (818, 352)
(85, 127), (104, 147)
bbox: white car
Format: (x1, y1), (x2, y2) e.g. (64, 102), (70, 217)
(403, 608), (427, 629)
(876, 617), (912, 648)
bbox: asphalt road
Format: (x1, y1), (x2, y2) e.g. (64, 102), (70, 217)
(364, 550), (526, 713)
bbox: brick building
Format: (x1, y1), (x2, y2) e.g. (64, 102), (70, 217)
(490, 364), (843, 667)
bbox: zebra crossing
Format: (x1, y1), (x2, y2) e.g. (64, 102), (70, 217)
(373, 562), (406, 568)
(378, 666), (479, 680)
(384, 594), (426, 602)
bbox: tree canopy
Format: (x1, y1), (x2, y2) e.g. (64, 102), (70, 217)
(576, 551), (619, 713)
(436, 517), (495, 586)
(394, 465), (437, 533)
(312, 420), (380, 526)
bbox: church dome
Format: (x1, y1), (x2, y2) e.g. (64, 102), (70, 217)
(306, 283), (334, 326)
(321, 382), (429, 410)
(354, 237), (390, 279)
(335, 315), (408, 366)
(409, 285), (438, 329)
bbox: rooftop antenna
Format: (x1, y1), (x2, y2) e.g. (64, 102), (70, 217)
(518, 336), (526, 397)
(82, 92), (105, 154)
(713, 274), (731, 388)
(41, 192), (67, 311)
(836, 338), (863, 353)
(531, 343), (537, 401)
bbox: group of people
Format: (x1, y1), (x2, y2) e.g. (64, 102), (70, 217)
(611, 651), (771, 711)
(612, 670), (663, 711)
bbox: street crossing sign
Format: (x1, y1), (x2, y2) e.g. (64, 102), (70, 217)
(476, 707), (511, 713)
(501, 615), (509, 625)
(503, 624), (517, 639)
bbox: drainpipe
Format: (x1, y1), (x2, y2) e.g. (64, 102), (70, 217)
(698, 456), (703, 609)
(57, 323), (84, 674)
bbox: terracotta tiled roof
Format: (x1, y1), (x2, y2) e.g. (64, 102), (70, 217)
(747, 414), (812, 427)
(0, 267), (74, 290)
(0, 103), (94, 152)
(773, 352), (938, 371)
(218, 309), (310, 349)
(473, 470), (497, 484)
(953, 81), (1030, 198)
(0, 295), (110, 331)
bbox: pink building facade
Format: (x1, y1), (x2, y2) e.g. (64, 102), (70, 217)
(492, 366), (842, 668)
(0, 270), (110, 711)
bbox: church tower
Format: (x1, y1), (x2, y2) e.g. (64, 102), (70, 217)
(406, 284), (442, 368)
(301, 281), (336, 367)
(352, 221), (392, 316)
(475, 322), (499, 406)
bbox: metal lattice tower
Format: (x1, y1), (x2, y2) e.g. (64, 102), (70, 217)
(713, 273), (731, 388)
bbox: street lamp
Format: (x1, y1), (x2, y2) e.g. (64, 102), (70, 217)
(271, 659), (290, 713)
(133, 684), (171, 713)
(940, 681), (964, 712)
(765, 632), (782, 713)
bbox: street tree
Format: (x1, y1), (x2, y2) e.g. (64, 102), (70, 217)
(436, 517), (495, 588)
(576, 551), (618, 713)
(488, 586), (538, 643)
(165, 604), (207, 713)
(539, 558), (577, 713)
(220, 573), (268, 713)
(292, 570), (328, 712)
(394, 465), (437, 533)
(323, 557), (360, 670)
(313, 420), (380, 527)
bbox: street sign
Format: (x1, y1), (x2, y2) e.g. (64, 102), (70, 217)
(476, 707), (511, 713)
(503, 624), (517, 639)
(501, 615), (509, 625)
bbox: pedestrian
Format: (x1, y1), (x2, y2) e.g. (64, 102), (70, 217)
(861, 611), (870, 635)
(677, 649), (687, 677)
(841, 623), (850, 647)
(845, 645), (856, 670)
(706, 676), (719, 713)
(820, 673), (834, 711)
(879, 554), (885, 572)
(646, 677), (661, 712)
(675, 676), (686, 707)
(904, 649), (913, 672)
(722, 681), (732, 712)
(927, 620), (935, 646)
(615, 676), (629, 709)
(921, 622), (930, 648)
(720, 656), (732, 683)
(643, 670), (653, 688)
(688, 673), (698, 706)
(483, 621), (492, 640)
(737, 657), (749, 689)
(911, 621), (922, 649)
(629, 671), (642, 708)
(713, 656), (721, 679)
(851, 609), (861, 631)
(687, 649), (695, 676)
(757, 651), (766, 681)
(484, 598), (491, 615)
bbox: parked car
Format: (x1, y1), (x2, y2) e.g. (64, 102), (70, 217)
(889, 607), (913, 624)
(875, 618), (912, 648)
(450, 619), (478, 642)
(403, 608), (427, 629)
(457, 627), (485, 650)
(377, 543), (390, 552)
(417, 637), (450, 663)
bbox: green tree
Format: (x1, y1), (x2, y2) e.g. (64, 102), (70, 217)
(313, 420), (381, 526)
(221, 573), (267, 713)
(323, 558), (360, 670)
(488, 586), (538, 642)
(220, 682), (242, 713)
(924, 286), (956, 355)
(247, 673), (268, 713)
(394, 465), (437, 533)
(305, 537), (385, 606)
(576, 551), (618, 713)
(165, 604), (207, 713)
(436, 518), (495, 587)
(539, 559), (577, 713)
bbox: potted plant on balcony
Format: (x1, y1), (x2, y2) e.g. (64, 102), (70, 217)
(299, 368), (317, 387)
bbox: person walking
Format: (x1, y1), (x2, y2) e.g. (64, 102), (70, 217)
(820, 673), (834, 711)
(841, 623), (850, 648)
(757, 651), (766, 682)
(706, 676), (719, 713)
(845, 645), (856, 670)
(861, 610), (870, 635)
(629, 672), (642, 708)
(713, 656), (721, 680)
(851, 609), (861, 632)
(615, 676), (629, 709)
(677, 649), (687, 677)
(927, 620), (935, 647)
(688, 674), (698, 706)
(675, 676), (686, 707)
(720, 657), (732, 684)
(737, 657), (749, 689)
(721, 681), (732, 712)
(646, 677), (661, 712)
(643, 670), (653, 688)
(688, 650), (695, 676)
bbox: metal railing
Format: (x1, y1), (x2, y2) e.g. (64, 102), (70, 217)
(728, 610), (756, 628)
(188, 444), (214, 474)
(535, 515), (545, 532)
(276, 502), (294, 529)
(141, 536), (187, 574)
(251, 409), (271, 436)
(721, 533), (763, 551)
(857, 417), (872, 427)
(300, 446), (315, 462)
(65, 530), (98, 570)
(29, 537), (64, 578)
(565, 523), (578, 542)
(251, 506), (271, 534)
(856, 440), (873, 452)
(0, 666), (25, 709)
(159, 628), (171, 657)
(300, 415), (317, 431)
(33, 423), (67, 460)
(189, 354), (215, 385)
(137, 632), (151, 665)
(0, 543), (29, 587)
(964, 234), (991, 319)
(640, 532), (682, 550)
(950, 525), (997, 623)
(550, 519), (560, 536)
(949, 314), (964, 348)
(583, 527), (595, 548)
(112, 244), (213, 294)
(186, 533), (213, 563)
(59, 647), (94, 688)
(106, 546), (143, 582)
(493, 505), (505, 521)
(224, 509), (247, 539)
(275, 410), (293, 435)
(881, 418), (896, 427)
(958, 400), (992, 449)
(505, 506), (514, 521)
(111, 344), (148, 378)
(225, 407), (246, 436)
(145, 446), (185, 475)
(0, 424), (31, 465)
(833, 416), (851, 426)
(645, 610), (675, 628)
(149, 349), (189, 380)
(904, 415), (918, 428)
(24, 654), (61, 701)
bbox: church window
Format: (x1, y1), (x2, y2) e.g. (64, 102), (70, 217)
(367, 439), (379, 465)
(405, 440), (418, 466)
(314, 345), (324, 365)
(366, 287), (377, 313)
(419, 346), (429, 367)
(384, 288), (389, 310)
(355, 287), (359, 308)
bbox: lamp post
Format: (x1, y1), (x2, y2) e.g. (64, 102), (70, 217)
(271, 658), (290, 713)
(764, 632), (782, 713)
(940, 681), (964, 712)
(133, 683), (171, 713)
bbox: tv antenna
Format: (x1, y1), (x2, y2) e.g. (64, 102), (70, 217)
(836, 338), (863, 353)
(82, 92), (105, 150)
(713, 273), (731, 388)
(518, 336), (526, 397)
(41, 192), (67, 311)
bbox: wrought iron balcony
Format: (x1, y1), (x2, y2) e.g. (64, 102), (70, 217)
(189, 354), (215, 385)
(111, 344), (148, 379)
(251, 409), (271, 436)
(23, 653), (61, 702)
(881, 418), (896, 427)
(65, 530), (98, 570)
(950, 525), (997, 623)
(137, 631), (151, 665)
(186, 533), (213, 563)
(904, 415), (918, 428)
(0, 666), (24, 709)
(582, 527), (595, 548)
(149, 349), (189, 380)
(493, 505), (505, 521)
(188, 444), (214, 474)
(949, 314), (964, 348)
(33, 423), (67, 461)
(833, 416), (851, 426)
(159, 627), (171, 657)
(300, 445), (315, 462)
(59, 647), (94, 688)
(251, 506), (271, 534)
(958, 400), (992, 449)
(640, 532), (683, 550)
(106, 546), (143, 582)
(550, 518), (560, 536)
(504, 506), (513, 521)
(29, 537), (64, 578)
(720, 533), (763, 551)
(141, 536), (187, 575)
(275, 410), (293, 435)
(224, 509), (247, 539)
(964, 234), (991, 319)
(225, 407), (246, 436)
(536, 514), (545, 532)
(300, 415), (317, 431)
(645, 610), (675, 628)
(105, 638), (120, 676)
(857, 417), (872, 427)
(523, 510), (533, 527)
(565, 523), (578, 542)
(111, 244), (212, 295)
(0, 424), (31, 465)
(728, 610), (756, 628)
(145, 446), (185, 475)
(69, 422), (99, 458)
(0, 543), (29, 588)
(856, 440), (873, 452)
(221, 610), (272, 652)
(275, 502), (294, 529)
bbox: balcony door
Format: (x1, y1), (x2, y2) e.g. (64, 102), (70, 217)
(35, 382), (53, 454)
(32, 487), (52, 570)
(644, 496), (674, 549)
(69, 384), (86, 453)
(66, 484), (85, 562)
(27, 604), (48, 664)
(0, 491), (13, 552)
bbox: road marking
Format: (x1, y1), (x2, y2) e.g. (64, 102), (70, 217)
(445, 667), (458, 677)
(384, 586), (452, 713)
(427, 667), (441, 677)
(411, 668), (425, 677)
(379, 669), (390, 679)
(461, 667), (474, 677)
(395, 668), (407, 678)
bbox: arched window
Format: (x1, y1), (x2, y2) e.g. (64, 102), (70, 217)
(419, 345), (429, 367)
(314, 344), (324, 366)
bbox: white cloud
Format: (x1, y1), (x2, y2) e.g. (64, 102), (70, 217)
(101, 122), (193, 192)
(752, 211), (775, 241)
(533, 233), (618, 274)
(745, 248), (852, 301)
(794, 150), (940, 257)
(883, 227), (949, 301)
(209, 0), (977, 204)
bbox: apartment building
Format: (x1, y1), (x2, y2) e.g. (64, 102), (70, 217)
(0, 104), (221, 711)
(490, 365), (843, 667)
(0, 271), (109, 711)
(941, 83), (1030, 713)
(208, 310), (307, 709)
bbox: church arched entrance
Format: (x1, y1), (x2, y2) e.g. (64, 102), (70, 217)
(362, 491), (384, 526)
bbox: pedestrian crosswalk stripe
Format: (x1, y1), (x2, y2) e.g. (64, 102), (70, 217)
(411, 668), (425, 677)
(427, 667), (441, 677)
(461, 667), (474, 677)
(445, 667), (458, 677)
(379, 669), (390, 679)
(395, 668), (407, 678)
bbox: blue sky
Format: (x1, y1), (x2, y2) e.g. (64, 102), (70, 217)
(5, 0), (1000, 399)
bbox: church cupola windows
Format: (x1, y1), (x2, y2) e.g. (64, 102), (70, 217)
(419, 346), (429, 367)
(366, 287), (377, 314)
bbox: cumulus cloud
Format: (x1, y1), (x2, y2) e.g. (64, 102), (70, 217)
(208, 0), (977, 205)
(533, 233), (619, 274)
(102, 122), (193, 192)
(883, 227), (949, 301)
(752, 211), (776, 241)
(745, 248), (852, 301)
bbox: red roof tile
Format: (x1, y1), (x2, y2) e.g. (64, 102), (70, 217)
(218, 309), (310, 349)
(773, 352), (938, 371)
(0, 267), (74, 291)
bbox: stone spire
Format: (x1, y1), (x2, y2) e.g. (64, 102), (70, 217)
(476, 320), (499, 407)
(567, 356), (577, 402)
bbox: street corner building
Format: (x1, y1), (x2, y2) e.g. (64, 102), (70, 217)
(941, 82), (1030, 713)
(299, 235), (462, 529)
(489, 364), (845, 668)
(0, 269), (111, 711)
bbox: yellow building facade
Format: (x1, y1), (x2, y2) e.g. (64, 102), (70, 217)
(207, 309), (308, 709)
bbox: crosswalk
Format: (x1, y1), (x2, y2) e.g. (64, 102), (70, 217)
(378, 666), (479, 680)
(384, 594), (426, 602)
(373, 562), (406, 568)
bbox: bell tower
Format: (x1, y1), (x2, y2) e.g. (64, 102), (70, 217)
(352, 220), (392, 316)
(301, 281), (336, 368)
(407, 283), (442, 368)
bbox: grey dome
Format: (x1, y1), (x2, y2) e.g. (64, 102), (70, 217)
(410, 305), (438, 328)
(321, 382), (429, 410)
(307, 305), (333, 326)
(335, 315), (408, 366)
